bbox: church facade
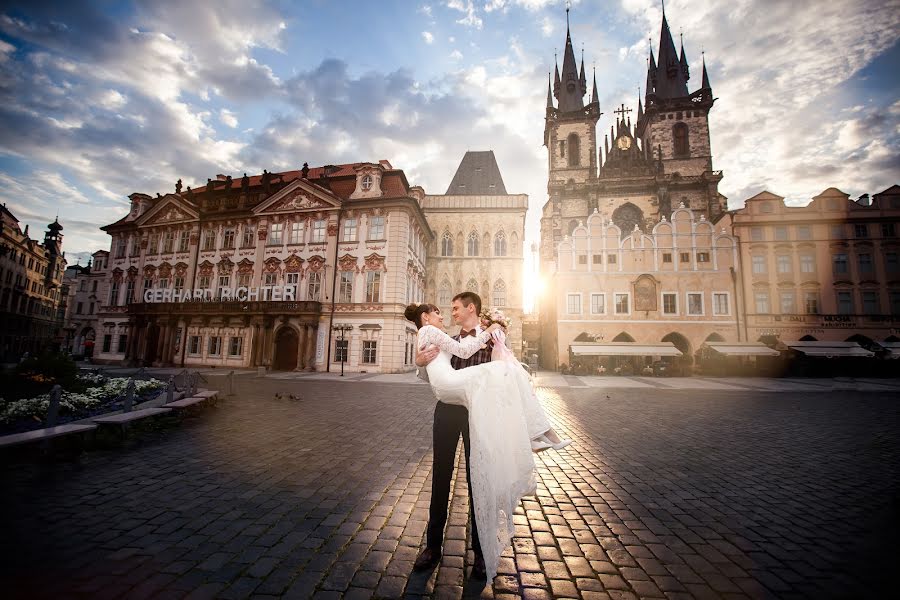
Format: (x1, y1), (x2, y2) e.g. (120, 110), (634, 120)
(539, 10), (732, 368)
(422, 151), (527, 356)
(94, 162), (432, 373)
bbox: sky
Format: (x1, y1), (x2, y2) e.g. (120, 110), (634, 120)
(0, 0), (898, 280)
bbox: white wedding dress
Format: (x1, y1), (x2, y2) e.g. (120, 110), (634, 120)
(418, 324), (551, 580)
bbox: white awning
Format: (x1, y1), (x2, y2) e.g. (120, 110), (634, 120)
(704, 342), (780, 357)
(880, 342), (900, 358)
(570, 342), (682, 357)
(785, 341), (874, 357)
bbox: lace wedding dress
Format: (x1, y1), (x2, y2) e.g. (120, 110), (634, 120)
(418, 324), (547, 580)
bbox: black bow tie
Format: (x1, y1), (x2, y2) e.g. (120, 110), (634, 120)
(459, 329), (478, 338)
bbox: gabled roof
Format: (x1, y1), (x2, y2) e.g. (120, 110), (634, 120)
(445, 151), (508, 195)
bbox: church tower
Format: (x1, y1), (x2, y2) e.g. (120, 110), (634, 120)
(540, 7), (601, 265)
(635, 9), (725, 220)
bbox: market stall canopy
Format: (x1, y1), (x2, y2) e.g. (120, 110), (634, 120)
(570, 342), (682, 356)
(785, 341), (874, 357)
(704, 342), (780, 357)
(879, 341), (900, 359)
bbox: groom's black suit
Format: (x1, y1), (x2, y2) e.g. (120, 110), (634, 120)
(425, 331), (493, 557)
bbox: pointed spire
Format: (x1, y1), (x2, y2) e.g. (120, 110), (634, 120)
(557, 4), (585, 112)
(553, 54), (560, 98)
(591, 66), (599, 105)
(604, 134), (609, 158)
(546, 72), (554, 109)
(579, 47), (587, 95)
(701, 52), (711, 90)
(654, 8), (689, 98)
(637, 86), (644, 120)
(679, 32), (690, 81)
(645, 45), (656, 97)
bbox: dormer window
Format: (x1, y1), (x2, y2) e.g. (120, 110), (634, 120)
(361, 175), (373, 191)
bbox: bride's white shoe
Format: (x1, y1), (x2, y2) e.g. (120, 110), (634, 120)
(531, 437), (552, 452)
(537, 433), (573, 451)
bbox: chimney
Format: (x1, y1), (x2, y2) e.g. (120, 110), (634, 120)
(216, 174), (228, 181)
(857, 193), (871, 206)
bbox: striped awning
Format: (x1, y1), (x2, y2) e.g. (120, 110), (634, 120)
(570, 342), (682, 357)
(704, 342), (780, 357)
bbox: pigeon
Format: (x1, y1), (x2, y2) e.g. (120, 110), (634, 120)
(274, 393), (284, 400)
(288, 394), (301, 401)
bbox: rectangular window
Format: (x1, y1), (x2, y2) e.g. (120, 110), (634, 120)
(76, 301), (83, 315)
(109, 281), (120, 306)
(777, 255), (791, 273)
(590, 293), (605, 314)
(208, 336), (222, 356)
(836, 291), (853, 315)
(662, 253), (672, 263)
(567, 294), (581, 314)
(614, 293), (629, 314)
(755, 291), (770, 314)
(222, 228), (236, 249)
(362, 341), (377, 364)
(115, 238), (126, 258)
(264, 272), (277, 286)
(178, 231), (190, 253)
(887, 252), (899, 273)
(202, 230), (216, 251)
(148, 233), (159, 255)
(242, 226), (255, 248)
(368, 216), (385, 240)
(217, 275), (230, 298)
(591, 254), (601, 264)
(125, 280), (135, 304)
(365, 271), (381, 302)
(577, 255), (587, 265)
(174, 276), (184, 293)
(339, 272), (354, 303)
(680, 252), (690, 263)
(289, 222), (305, 244)
(198, 275), (211, 289)
(780, 291), (794, 314)
(697, 252), (710, 263)
(713, 293), (729, 315)
(131, 236), (141, 256)
(833, 253), (848, 274)
(238, 273), (251, 288)
(342, 219), (358, 242)
(805, 292), (819, 315)
(854, 223), (868, 238)
(858, 253), (873, 274)
(607, 254), (617, 265)
(228, 336), (243, 357)
(492, 285), (506, 307)
(307, 271), (322, 301)
(831, 224), (844, 239)
(862, 291), (879, 314)
(752, 255), (766, 274)
(891, 291), (900, 315)
(797, 225), (812, 240)
(89, 302), (95, 314)
(189, 336), (201, 355)
(163, 231), (175, 253)
(751, 227), (764, 242)
(882, 223), (896, 238)
(800, 254), (815, 273)
(102, 334), (112, 353)
(285, 272), (299, 296)
(774, 226), (788, 241)
(335, 339), (349, 362)
(311, 220), (326, 243)
(158, 278), (169, 290)
(117, 334), (127, 353)
(662, 293), (677, 315)
(687, 292), (703, 315)
(268, 223), (283, 245)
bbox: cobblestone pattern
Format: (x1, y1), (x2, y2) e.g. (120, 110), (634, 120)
(1, 377), (898, 599)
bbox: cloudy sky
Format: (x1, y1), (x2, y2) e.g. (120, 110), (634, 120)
(0, 0), (898, 271)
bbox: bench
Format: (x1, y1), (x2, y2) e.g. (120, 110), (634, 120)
(193, 390), (218, 399)
(0, 423), (98, 449)
(165, 396), (210, 410)
(92, 407), (172, 425)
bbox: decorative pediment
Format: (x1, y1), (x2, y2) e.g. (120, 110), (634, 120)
(126, 266), (138, 280)
(284, 255), (304, 273)
(217, 257), (234, 273)
(174, 262), (189, 276)
(364, 253), (386, 271)
(142, 264), (156, 276)
(253, 179), (341, 215)
(136, 195), (199, 227)
(339, 254), (358, 272)
(158, 262), (173, 277)
(111, 268), (124, 282)
(307, 255), (326, 272)
(237, 258), (254, 274)
(264, 257), (282, 273)
(198, 260), (214, 276)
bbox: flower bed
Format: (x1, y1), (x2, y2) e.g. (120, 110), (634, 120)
(0, 375), (166, 435)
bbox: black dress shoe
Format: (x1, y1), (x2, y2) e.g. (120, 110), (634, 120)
(413, 547), (442, 571)
(471, 554), (487, 579)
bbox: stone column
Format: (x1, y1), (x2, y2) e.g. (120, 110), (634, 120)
(249, 323), (260, 367)
(154, 323), (166, 366)
(304, 325), (317, 371)
(296, 324), (307, 370)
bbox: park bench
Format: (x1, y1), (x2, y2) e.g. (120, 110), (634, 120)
(0, 423), (97, 449)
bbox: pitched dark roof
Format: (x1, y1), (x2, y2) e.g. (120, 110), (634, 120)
(445, 151), (507, 195)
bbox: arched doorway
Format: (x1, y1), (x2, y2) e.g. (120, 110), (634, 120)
(799, 335), (818, 341)
(704, 333), (725, 342)
(662, 332), (692, 365)
(273, 326), (299, 371)
(845, 334), (875, 350)
(612, 332), (635, 342)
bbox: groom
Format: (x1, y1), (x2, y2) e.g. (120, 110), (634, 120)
(413, 291), (490, 579)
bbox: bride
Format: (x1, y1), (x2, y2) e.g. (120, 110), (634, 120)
(405, 302), (571, 581)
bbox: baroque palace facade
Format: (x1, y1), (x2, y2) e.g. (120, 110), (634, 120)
(422, 151), (527, 355)
(94, 162), (432, 373)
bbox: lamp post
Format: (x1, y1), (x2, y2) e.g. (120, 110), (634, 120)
(332, 324), (352, 376)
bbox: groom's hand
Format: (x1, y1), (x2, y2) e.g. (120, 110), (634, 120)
(415, 345), (439, 367)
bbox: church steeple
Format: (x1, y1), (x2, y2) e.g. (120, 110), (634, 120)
(701, 53), (711, 90)
(679, 33), (690, 82)
(556, 8), (585, 112)
(652, 10), (689, 99)
(579, 50), (587, 96)
(645, 46), (657, 99)
(553, 58), (560, 98)
(591, 67), (599, 105)
(546, 73), (554, 109)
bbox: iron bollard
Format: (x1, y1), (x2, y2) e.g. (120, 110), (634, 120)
(46, 384), (62, 428)
(123, 378), (136, 413)
(227, 371), (235, 396)
(166, 375), (175, 405)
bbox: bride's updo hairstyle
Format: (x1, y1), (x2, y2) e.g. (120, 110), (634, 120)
(404, 303), (438, 329)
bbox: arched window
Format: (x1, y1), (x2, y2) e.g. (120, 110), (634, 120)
(673, 122), (689, 157)
(568, 220), (579, 236)
(467, 232), (479, 257)
(492, 279), (506, 307)
(494, 232), (507, 257)
(441, 232), (453, 256)
(567, 132), (580, 167)
(466, 278), (478, 293)
(510, 231), (519, 255)
(439, 280), (452, 305)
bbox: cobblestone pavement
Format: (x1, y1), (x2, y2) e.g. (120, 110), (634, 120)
(2, 376), (898, 600)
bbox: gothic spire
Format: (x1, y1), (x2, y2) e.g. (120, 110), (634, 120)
(679, 32), (690, 81)
(553, 52), (560, 98)
(654, 9), (689, 99)
(557, 7), (585, 112)
(701, 52), (711, 90)
(591, 66), (599, 105)
(579, 48), (587, 95)
(637, 87), (644, 121)
(546, 72), (554, 109)
(645, 46), (656, 98)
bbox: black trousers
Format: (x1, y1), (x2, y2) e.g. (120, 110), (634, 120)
(426, 400), (481, 556)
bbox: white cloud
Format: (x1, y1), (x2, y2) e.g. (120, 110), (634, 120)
(422, 31), (434, 44)
(219, 108), (238, 128)
(446, 0), (483, 29)
(449, 49), (463, 60)
(540, 16), (554, 38)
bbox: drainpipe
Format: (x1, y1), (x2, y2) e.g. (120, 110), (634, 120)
(325, 205), (344, 372)
(730, 266), (741, 342)
(180, 225), (201, 367)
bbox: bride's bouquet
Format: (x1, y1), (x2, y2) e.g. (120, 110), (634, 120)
(479, 308), (517, 364)
(479, 308), (512, 329)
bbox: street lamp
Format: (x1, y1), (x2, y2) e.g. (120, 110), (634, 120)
(332, 324), (352, 376)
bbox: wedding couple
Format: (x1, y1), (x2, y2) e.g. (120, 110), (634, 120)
(405, 291), (572, 581)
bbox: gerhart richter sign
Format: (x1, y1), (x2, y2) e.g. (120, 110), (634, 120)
(143, 286), (297, 303)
